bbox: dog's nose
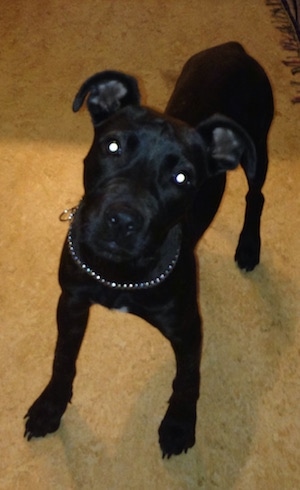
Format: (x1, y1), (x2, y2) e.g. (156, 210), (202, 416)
(104, 206), (142, 237)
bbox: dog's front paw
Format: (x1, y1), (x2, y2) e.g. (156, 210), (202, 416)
(158, 406), (196, 458)
(24, 386), (71, 441)
(235, 234), (260, 271)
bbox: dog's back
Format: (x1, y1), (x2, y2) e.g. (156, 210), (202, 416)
(166, 42), (274, 270)
(166, 42), (274, 141)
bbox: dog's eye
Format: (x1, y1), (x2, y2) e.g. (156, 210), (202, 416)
(174, 172), (189, 185)
(107, 140), (121, 155)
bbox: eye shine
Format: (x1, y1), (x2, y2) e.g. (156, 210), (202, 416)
(108, 140), (120, 153)
(175, 172), (187, 184)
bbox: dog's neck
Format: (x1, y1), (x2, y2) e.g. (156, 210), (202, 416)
(66, 206), (182, 291)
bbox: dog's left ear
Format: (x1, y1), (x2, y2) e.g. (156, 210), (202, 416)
(72, 71), (140, 126)
(197, 114), (256, 181)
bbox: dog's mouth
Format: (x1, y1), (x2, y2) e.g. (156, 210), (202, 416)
(97, 239), (140, 263)
(67, 215), (182, 290)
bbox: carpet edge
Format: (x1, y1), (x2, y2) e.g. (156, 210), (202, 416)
(266, 0), (300, 102)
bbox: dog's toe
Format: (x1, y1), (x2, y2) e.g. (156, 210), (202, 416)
(24, 404), (61, 440)
(235, 235), (260, 271)
(235, 247), (259, 271)
(24, 386), (71, 440)
(158, 411), (196, 458)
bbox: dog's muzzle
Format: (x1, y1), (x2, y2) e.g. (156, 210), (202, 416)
(61, 201), (182, 290)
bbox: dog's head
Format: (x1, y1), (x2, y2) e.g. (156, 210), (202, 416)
(71, 71), (256, 276)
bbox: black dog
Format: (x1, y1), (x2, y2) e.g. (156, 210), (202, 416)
(24, 42), (273, 458)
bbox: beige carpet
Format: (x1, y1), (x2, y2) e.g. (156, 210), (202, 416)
(1, 1), (299, 488)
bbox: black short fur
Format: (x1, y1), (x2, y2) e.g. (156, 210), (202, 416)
(24, 42), (273, 458)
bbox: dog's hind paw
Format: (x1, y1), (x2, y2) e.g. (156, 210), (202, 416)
(234, 235), (260, 271)
(158, 410), (196, 458)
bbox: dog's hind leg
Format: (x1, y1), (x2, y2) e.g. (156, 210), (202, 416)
(235, 139), (269, 271)
(24, 292), (90, 440)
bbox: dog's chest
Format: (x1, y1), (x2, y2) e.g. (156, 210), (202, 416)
(91, 287), (133, 314)
(113, 305), (129, 313)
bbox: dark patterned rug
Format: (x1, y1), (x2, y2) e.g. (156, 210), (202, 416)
(267, 0), (300, 101)
(283, 0), (300, 39)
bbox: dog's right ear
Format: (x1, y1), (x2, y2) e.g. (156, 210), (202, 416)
(72, 71), (141, 126)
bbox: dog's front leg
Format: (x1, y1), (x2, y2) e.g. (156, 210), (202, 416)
(24, 291), (90, 440)
(158, 310), (202, 458)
